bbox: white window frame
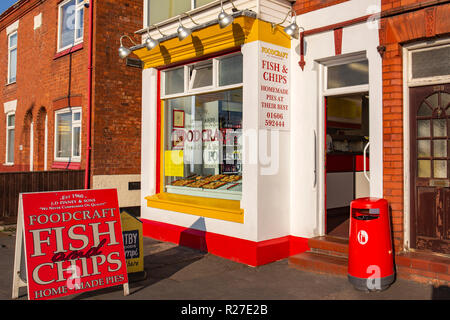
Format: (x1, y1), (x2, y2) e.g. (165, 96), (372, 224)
(321, 52), (369, 96)
(406, 41), (450, 87)
(5, 112), (15, 165)
(54, 107), (82, 162)
(7, 31), (18, 85)
(57, 0), (85, 52)
(145, 0), (217, 28)
(161, 52), (243, 99)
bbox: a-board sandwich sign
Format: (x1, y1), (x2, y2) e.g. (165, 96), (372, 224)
(12, 189), (129, 300)
(120, 211), (144, 275)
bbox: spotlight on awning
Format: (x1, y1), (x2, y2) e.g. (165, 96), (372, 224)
(218, 0), (238, 28)
(284, 21), (299, 39)
(177, 20), (192, 41)
(145, 34), (159, 51)
(271, 8), (301, 40)
(118, 35), (137, 59)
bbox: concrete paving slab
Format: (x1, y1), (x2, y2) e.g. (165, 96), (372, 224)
(0, 230), (448, 302)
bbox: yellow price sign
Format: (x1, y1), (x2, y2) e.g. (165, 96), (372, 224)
(165, 150), (184, 177)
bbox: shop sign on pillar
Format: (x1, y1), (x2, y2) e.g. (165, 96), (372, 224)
(12, 189), (129, 300)
(259, 41), (290, 131)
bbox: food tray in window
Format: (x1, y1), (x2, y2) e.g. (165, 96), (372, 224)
(203, 174), (226, 182)
(221, 175), (241, 183)
(185, 180), (211, 188)
(171, 179), (195, 186)
(202, 181), (228, 189)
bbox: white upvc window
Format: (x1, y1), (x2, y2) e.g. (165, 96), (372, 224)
(161, 52), (243, 98)
(54, 107), (81, 162)
(6, 112), (15, 164)
(321, 52), (370, 96)
(57, 0), (85, 52)
(146, 0), (215, 26)
(7, 31), (17, 84)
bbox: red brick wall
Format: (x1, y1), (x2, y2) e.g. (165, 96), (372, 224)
(0, 0), (89, 172)
(294, 0), (350, 14)
(91, 0), (142, 177)
(379, 2), (450, 251)
(0, 0), (142, 179)
(381, 0), (443, 12)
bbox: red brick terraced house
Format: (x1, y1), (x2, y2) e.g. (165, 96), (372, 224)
(378, 0), (450, 285)
(287, 0), (450, 286)
(0, 0), (143, 219)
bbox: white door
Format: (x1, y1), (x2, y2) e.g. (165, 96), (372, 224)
(290, 61), (320, 238)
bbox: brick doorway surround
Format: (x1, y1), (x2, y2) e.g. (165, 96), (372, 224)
(378, 2), (450, 254)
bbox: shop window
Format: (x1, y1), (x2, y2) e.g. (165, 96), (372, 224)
(58, 0), (84, 52)
(147, 0), (215, 26)
(54, 107), (81, 162)
(327, 59), (369, 89)
(6, 113), (15, 164)
(219, 54), (243, 86)
(161, 53), (243, 201)
(8, 31), (17, 84)
(165, 67), (185, 95)
(189, 60), (213, 89)
(411, 44), (450, 80)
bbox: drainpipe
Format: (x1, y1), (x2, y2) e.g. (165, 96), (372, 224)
(84, 0), (94, 189)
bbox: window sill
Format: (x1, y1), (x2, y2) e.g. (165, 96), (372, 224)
(52, 161), (81, 170)
(53, 43), (83, 60)
(145, 192), (244, 223)
(3, 163), (14, 166)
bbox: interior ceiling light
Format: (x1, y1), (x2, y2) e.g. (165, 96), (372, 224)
(218, 0), (238, 29)
(118, 35), (137, 59)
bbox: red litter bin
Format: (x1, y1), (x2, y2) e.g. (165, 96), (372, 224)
(348, 197), (395, 291)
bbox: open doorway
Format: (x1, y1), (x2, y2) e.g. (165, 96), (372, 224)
(325, 93), (370, 238)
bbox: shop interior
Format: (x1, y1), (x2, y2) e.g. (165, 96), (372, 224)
(325, 93), (370, 238)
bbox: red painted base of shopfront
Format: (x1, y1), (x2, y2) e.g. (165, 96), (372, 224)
(141, 219), (310, 267)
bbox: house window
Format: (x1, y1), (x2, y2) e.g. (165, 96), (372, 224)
(54, 108), (81, 161)
(147, 0), (215, 25)
(410, 44), (450, 81)
(8, 32), (17, 84)
(162, 52), (243, 201)
(58, 0), (84, 51)
(6, 113), (15, 164)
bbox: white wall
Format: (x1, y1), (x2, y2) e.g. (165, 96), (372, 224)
(93, 174), (141, 207)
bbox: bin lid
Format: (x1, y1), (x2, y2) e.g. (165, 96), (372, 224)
(351, 197), (388, 209)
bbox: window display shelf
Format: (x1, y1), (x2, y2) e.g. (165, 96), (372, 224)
(166, 183), (242, 201)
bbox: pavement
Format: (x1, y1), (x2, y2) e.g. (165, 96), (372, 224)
(1, 227), (449, 304)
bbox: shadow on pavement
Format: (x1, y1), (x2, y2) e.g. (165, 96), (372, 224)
(72, 218), (208, 300)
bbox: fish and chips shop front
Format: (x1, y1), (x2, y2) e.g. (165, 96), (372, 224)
(131, 0), (383, 266)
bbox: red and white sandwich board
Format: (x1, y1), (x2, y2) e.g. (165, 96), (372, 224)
(12, 189), (129, 300)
